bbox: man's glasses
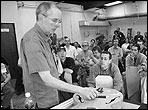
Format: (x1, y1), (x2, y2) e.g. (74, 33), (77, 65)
(82, 45), (88, 47)
(41, 13), (62, 24)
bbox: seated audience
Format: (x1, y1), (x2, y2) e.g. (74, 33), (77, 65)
(1, 60), (15, 109)
(73, 41), (82, 55)
(64, 37), (78, 59)
(108, 38), (124, 73)
(104, 40), (113, 51)
(143, 32), (147, 47)
(121, 38), (131, 56)
(116, 27), (126, 47)
(87, 51), (124, 92)
(91, 46), (102, 64)
(126, 44), (147, 73)
(57, 47), (78, 103)
(75, 41), (94, 87)
(134, 31), (144, 44)
(137, 40), (147, 56)
(89, 39), (97, 50)
(99, 38), (108, 51)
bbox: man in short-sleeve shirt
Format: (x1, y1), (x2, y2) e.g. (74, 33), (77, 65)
(20, 2), (100, 109)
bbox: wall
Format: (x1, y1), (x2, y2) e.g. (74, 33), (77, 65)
(106, 1), (147, 40)
(1, 1), (147, 54)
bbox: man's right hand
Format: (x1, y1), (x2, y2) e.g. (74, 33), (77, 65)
(78, 87), (100, 100)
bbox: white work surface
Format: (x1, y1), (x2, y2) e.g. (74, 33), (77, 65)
(51, 88), (140, 109)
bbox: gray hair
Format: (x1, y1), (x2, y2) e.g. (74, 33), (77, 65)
(36, 2), (56, 21)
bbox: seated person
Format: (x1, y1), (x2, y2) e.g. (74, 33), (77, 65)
(91, 46), (102, 64)
(1, 61), (15, 109)
(75, 41), (95, 87)
(137, 40), (147, 56)
(126, 44), (147, 75)
(57, 47), (78, 103)
(87, 51), (123, 93)
(125, 44), (147, 101)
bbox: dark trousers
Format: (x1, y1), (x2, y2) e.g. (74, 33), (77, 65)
(1, 82), (15, 108)
(14, 66), (24, 94)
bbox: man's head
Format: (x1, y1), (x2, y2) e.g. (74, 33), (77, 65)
(82, 41), (89, 51)
(113, 38), (119, 47)
(65, 37), (71, 46)
(57, 47), (66, 60)
(90, 39), (95, 45)
(116, 27), (120, 31)
(92, 46), (101, 59)
(74, 42), (79, 48)
(36, 2), (62, 35)
(131, 44), (140, 57)
(137, 40), (144, 48)
(114, 30), (118, 35)
(100, 51), (112, 70)
(144, 32), (147, 37)
(137, 31), (141, 35)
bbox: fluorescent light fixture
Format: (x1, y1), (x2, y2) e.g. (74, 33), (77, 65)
(104, 1), (123, 6)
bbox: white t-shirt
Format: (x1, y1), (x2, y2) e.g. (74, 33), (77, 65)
(121, 43), (129, 53)
(64, 45), (78, 59)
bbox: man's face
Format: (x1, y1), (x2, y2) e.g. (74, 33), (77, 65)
(65, 38), (70, 46)
(137, 31), (140, 35)
(131, 46), (139, 57)
(41, 7), (62, 35)
(100, 54), (111, 69)
(58, 50), (66, 60)
(82, 42), (89, 51)
(137, 41), (143, 48)
(93, 50), (100, 59)
(113, 39), (119, 47)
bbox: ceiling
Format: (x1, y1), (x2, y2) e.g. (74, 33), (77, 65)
(51, 1), (131, 10)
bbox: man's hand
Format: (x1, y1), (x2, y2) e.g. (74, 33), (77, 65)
(78, 87), (100, 100)
(64, 68), (73, 74)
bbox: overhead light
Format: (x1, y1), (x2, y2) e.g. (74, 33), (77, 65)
(104, 1), (123, 6)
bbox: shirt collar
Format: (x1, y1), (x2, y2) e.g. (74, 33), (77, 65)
(34, 23), (52, 43)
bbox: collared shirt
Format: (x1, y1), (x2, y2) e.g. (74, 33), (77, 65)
(20, 23), (59, 108)
(87, 62), (123, 92)
(64, 45), (78, 59)
(126, 53), (147, 71)
(108, 46), (123, 58)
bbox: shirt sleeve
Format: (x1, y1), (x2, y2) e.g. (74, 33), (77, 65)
(141, 54), (147, 71)
(118, 48), (123, 58)
(24, 39), (50, 74)
(112, 64), (123, 92)
(126, 55), (133, 67)
(74, 47), (78, 59)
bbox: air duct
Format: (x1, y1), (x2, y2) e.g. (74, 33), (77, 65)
(79, 20), (110, 27)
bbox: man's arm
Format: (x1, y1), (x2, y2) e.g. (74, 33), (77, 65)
(39, 71), (99, 100)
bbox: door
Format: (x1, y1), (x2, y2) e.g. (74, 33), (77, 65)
(1, 23), (19, 79)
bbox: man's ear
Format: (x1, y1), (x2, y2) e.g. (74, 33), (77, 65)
(38, 14), (44, 21)
(109, 59), (112, 64)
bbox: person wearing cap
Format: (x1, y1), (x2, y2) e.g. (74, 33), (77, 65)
(20, 2), (99, 109)
(57, 46), (79, 103)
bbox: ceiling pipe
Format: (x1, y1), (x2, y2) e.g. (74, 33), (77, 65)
(94, 12), (147, 21)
